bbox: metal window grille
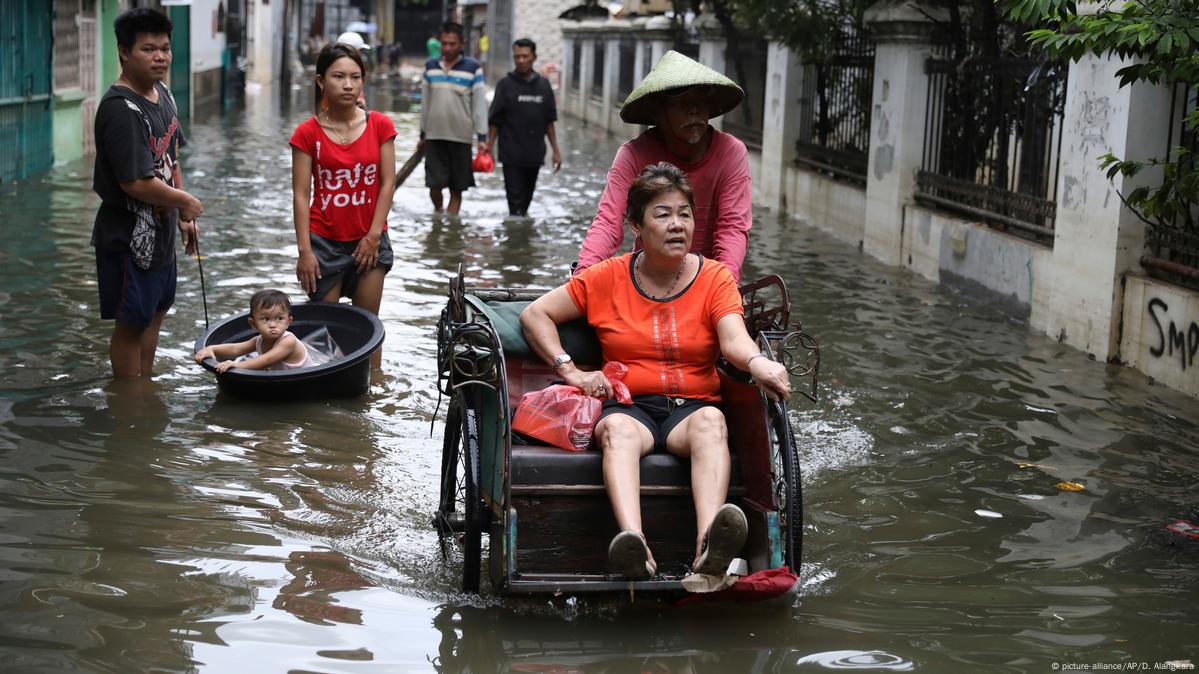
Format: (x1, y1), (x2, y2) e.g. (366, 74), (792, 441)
(80, 13), (97, 156)
(1141, 83), (1199, 290)
(722, 38), (767, 149)
(591, 41), (605, 101)
(795, 29), (875, 186)
(571, 41), (581, 91)
(916, 46), (1067, 244)
(54, 0), (82, 91)
(617, 38), (635, 103)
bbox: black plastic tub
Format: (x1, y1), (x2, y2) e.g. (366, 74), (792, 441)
(194, 302), (384, 400)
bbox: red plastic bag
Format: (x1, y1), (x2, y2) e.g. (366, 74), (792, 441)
(675, 566), (800, 606)
(511, 362), (632, 451)
(601, 361), (633, 405)
(472, 149), (494, 173)
(512, 385), (599, 451)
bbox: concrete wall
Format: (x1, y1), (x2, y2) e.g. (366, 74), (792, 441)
(247, 0), (286, 85)
(903, 206), (1054, 319)
(190, 0), (227, 115)
(512, 0), (575, 89)
(786, 168), (867, 249)
(190, 0), (226, 72)
(1121, 276), (1199, 397)
(52, 93), (86, 166)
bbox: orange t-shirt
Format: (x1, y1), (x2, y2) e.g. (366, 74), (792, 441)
(566, 253), (744, 402)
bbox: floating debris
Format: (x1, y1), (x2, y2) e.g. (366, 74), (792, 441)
(1055, 481), (1085, 492)
(975, 509), (1003, 518)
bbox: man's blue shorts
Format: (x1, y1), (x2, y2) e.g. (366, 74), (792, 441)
(95, 249), (176, 328)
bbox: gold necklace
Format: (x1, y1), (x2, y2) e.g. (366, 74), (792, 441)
(321, 110), (358, 144)
(635, 252), (689, 299)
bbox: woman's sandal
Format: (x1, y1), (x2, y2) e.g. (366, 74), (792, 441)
(608, 530), (656, 580)
(692, 503), (748, 576)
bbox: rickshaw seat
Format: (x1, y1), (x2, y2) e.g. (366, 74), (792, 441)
(510, 443), (742, 490)
(469, 297), (604, 366)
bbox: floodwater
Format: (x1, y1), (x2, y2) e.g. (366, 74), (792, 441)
(1, 75), (1197, 673)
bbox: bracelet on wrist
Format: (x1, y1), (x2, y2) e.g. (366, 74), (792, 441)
(746, 353), (767, 367)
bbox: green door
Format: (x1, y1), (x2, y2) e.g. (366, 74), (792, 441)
(0, 0), (54, 183)
(168, 6), (190, 119)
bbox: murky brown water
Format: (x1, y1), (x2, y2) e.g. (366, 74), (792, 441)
(1, 76), (1198, 673)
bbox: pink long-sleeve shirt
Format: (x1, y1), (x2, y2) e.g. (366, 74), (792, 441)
(575, 126), (753, 282)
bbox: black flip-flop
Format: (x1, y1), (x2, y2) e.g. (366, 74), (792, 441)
(608, 530), (655, 580)
(693, 503), (748, 576)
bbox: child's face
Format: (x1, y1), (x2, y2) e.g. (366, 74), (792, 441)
(248, 303), (293, 341)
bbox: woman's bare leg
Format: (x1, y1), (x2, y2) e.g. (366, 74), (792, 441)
(595, 413), (656, 565)
(665, 406), (730, 566)
(351, 267), (386, 368)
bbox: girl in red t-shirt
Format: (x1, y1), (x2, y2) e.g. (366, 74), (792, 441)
(290, 43), (396, 367)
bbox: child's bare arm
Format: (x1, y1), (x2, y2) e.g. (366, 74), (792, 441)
(224, 333), (300, 371)
(195, 338), (256, 364)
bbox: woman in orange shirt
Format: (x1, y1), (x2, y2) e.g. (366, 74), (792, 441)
(520, 163), (791, 581)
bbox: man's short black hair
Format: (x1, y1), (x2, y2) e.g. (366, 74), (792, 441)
(114, 8), (173, 51)
(513, 38), (536, 55)
(440, 22), (464, 39)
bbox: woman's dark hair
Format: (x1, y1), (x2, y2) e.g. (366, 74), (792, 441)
(625, 162), (695, 228)
(513, 38), (537, 54)
(250, 289), (291, 315)
(313, 43), (367, 114)
(114, 8), (173, 51)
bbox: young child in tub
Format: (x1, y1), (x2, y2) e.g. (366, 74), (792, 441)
(195, 289), (315, 372)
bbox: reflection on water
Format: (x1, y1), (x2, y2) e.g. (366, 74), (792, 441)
(0, 76), (1197, 672)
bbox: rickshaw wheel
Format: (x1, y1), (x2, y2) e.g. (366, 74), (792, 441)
(768, 400), (803, 570)
(436, 399), (486, 593)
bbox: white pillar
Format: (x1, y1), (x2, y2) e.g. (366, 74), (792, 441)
(861, 2), (942, 267)
(603, 32), (621, 131)
(578, 35), (594, 123)
(561, 31), (575, 103)
(1040, 55), (1176, 360)
(645, 16), (672, 67)
(759, 42), (803, 213)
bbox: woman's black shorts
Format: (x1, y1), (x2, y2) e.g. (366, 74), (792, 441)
(598, 394), (717, 450)
(308, 230), (394, 301)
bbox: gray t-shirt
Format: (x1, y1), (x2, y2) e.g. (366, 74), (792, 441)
(91, 82), (187, 271)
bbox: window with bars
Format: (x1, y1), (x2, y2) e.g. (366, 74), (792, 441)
(617, 39), (635, 104)
(54, 0), (83, 91)
(591, 41), (605, 100)
(795, 29), (875, 186)
(915, 42), (1067, 245)
(1141, 83), (1199, 290)
(722, 38), (767, 150)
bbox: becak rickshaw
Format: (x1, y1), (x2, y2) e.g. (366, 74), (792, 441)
(432, 265), (818, 595)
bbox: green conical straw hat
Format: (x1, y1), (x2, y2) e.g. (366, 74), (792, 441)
(619, 50), (744, 125)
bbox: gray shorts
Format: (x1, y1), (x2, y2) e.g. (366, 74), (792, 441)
(424, 139), (475, 192)
(308, 230), (394, 301)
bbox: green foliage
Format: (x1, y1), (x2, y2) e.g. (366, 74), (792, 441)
(1000, 0), (1198, 231)
(718, 0), (870, 63)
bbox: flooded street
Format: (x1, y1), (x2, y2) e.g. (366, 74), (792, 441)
(1, 76), (1198, 673)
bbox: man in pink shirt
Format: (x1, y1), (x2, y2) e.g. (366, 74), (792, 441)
(575, 51), (752, 282)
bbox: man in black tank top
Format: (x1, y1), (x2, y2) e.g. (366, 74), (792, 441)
(91, 8), (204, 378)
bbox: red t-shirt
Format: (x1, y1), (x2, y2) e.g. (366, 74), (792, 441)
(566, 253), (744, 402)
(289, 111), (397, 241)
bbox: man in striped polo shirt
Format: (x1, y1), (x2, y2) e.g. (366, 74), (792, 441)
(418, 21), (489, 215)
